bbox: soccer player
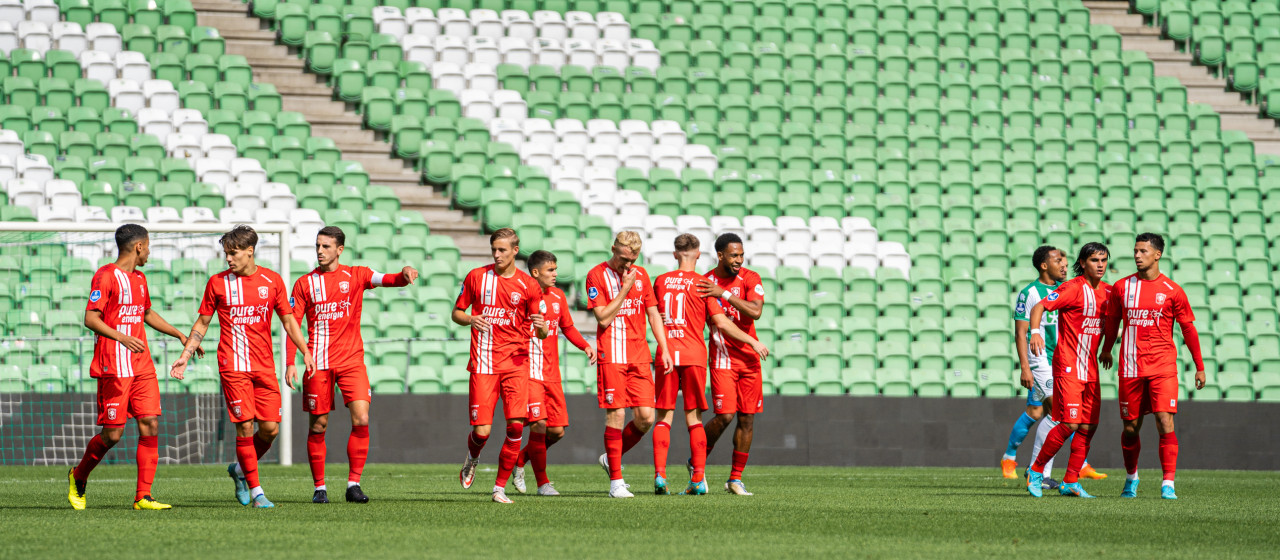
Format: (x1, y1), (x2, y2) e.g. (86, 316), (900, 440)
(452, 228), (549, 504)
(1025, 242), (1113, 498)
(1007, 247), (1106, 485)
(653, 234), (769, 496)
(1099, 233), (1205, 500)
(170, 225), (315, 508)
(585, 231), (673, 499)
(286, 226), (418, 504)
(696, 233), (766, 496)
(69, 224), (200, 511)
(511, 250), (595, 496)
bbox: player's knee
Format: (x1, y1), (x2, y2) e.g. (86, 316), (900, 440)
(351, 414), (369, 427)
(1026, 406), (1044, 421)
(258, 423), (280, 440)
(715, 413), (734, 425)
(547, 427), (565, 442)
(136, 416), (159, 436)
(473, 425), (492, 438)
(309, 415), (328, 433)
(737, 413), (754, 428)
(100, 427), (124, 446)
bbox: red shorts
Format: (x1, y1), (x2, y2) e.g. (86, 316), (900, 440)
(656, 365), (708, 411)
(1052, 376), (1101, 425)
(302, 365), (372, 415)
(469, 369), (528, 426)
(527, 378), (569, 427)
(711, 365), (763, 415)
(597, 362), (655, 409)
(221, 369), (282, 423)
(96, 372), (162, 426)
(1118, 374), (1179, 421)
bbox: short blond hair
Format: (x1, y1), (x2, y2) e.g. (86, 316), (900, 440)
(614, 231), (643, 252)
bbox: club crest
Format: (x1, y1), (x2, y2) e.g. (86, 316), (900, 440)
(605, 393), (614, 405)
(1155, 293), (1166, 305)
(308, 398), (316, 411)
(106, 407), (117, 420)
(552, 302), (560, 314)
(470, 409), (478, 421)
(258, 286), (269, 299)
(531, 406), (541, 418)
(233, 405), (242, 418)
(339, 281), (350, 294)
(510, 291), (522, 305)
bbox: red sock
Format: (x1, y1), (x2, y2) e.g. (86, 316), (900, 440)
(1121, 432), (1141, 476)
(135, 435), (158, 501)
(729, 450), (749, 480)
(307, 432), (326, 487)
(516, 445), (528, 468)
(620, 421), (644, 455)
(1159, 431), (1178, 482)
(1063, 428), (1096, 484)
(348, 425), (369, 484)
(688, 423), (707, 483)
(253, 433), (272, 459)
(652, 422), (670, 478)
(1030, 423), (1074, 473)
(235, 436), (261, 488)
(529, 431), (549, 486)
(604, 426), (623, 480)
(494, 422), (523, 488)
(73, 434), (111, 482)
(467, 431), (488, 460)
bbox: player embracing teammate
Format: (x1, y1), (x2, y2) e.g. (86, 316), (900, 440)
(1025, 242), (1111, 498)
(1100, 233), (1205, 500)
(653, 234), (768, 495)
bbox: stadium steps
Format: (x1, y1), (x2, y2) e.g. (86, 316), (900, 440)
(1086, 0), (1280, 155)
(191, 0), (491, 259)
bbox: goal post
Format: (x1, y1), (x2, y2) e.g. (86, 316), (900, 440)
(0, 221), (295, 466)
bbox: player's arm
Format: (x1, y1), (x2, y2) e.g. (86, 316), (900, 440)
(696, 279), (763, 320)
(1014, 319), (1033, 389)
(273, 282), (315, 388)
(529, 291), (550, 339)
(143, 308), (204, 358)
(169, 314), (212, 380)
(284, 280), (309, 386)
(646, 305), (673, 374)
(371, 266), (418, 288)
(1099, 285), (1124, 370)
(83, 309), (146, 353)
(1027, 302), (1048, 358)
(1173, 290), (1207, 390)
(450, 273), (491, 331)
(710, 312), (769, 359)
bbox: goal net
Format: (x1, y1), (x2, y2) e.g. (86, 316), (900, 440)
(0, 223), (294, 466)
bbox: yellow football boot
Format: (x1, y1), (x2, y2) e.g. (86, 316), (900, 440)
(133, 495), (173, 510)
(68, 469), (86, 510)
(1079, 464), (1108, 480)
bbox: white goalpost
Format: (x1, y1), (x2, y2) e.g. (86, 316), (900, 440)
(0, 221), (296, 466)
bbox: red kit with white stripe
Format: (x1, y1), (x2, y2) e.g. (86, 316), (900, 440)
(87, 263), (154, 378)
(455, 264), (544, 374)
(199, 268), (292, 373)
(289, 265), (407, 371)
(1107, 273), (1196, 379)
(584, 262), (657, 365)
(1041, 276), (1113, 383)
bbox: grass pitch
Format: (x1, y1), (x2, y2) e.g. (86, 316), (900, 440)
(1, 464), (1277, 559)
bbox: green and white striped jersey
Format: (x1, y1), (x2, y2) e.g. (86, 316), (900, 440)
(1014, 280), (1061, 359)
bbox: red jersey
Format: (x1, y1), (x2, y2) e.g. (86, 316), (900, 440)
(86, 263), (154, 378)
(198, 267), (292, 374)
(585, 262), (658, 365)
(705, 267), (765, 370)
(1041, 276), (1113, 383)
(1107, 273), (1195, 379)
(529, 286), (574, 382)
(287, 265), (409, 370)
(655, 270), (725, 367)
(454, 265), (544, 375)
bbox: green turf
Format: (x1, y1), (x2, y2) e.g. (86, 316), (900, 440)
(1, 465), (1278, 559)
